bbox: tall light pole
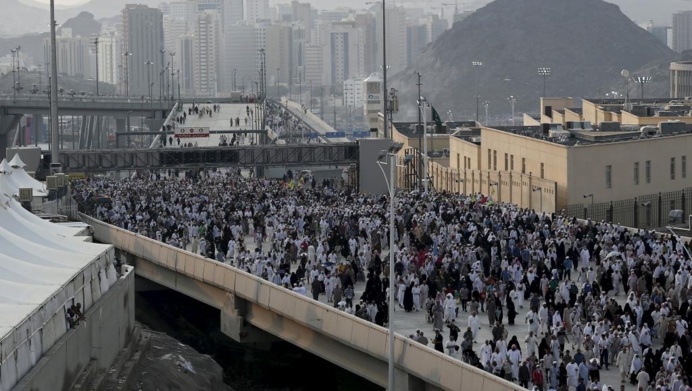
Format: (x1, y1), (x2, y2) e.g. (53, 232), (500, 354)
(483, 100), (489, 125)
(376, 141), (403, 391)
(635, 76), (651, 101)
(276, 67), (280, 99)
(49, 2), (59, 164)
(382, 0), (391, 138)
(15, 46), (21, 97)
(92, 37), (100, 96)
(11, 48), (17, 101)
(123, 52), (132, 97)
(415, 71), (423, 191)
(508, 96), (517, 126)
(169, 51), (176, 102)
(472, 61), (482, 122)
(418, 96), (430, 193)
(538, 67), (551, 98)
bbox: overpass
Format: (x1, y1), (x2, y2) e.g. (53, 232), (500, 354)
(58, 143), (359, 172)
(81, 214), (523, 391)
(0, 98), (173, 158)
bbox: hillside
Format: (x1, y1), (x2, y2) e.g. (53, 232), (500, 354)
(391, 0), (678, 121)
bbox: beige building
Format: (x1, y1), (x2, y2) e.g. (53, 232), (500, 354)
(387, 96), (692, 216)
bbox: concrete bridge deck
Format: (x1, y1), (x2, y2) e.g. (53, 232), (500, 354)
(81, 214), (524, 391)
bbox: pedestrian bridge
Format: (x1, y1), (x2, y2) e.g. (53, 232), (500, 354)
(80, 214), (523, 391)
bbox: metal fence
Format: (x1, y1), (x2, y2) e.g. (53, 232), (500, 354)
(566, 188), (692, 229)
(31, 195), (79, 220)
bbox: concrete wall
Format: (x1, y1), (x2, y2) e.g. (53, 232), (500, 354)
(358, 138), (394, 195)
(82, 214), (526, 391)
(13, 266), (135, 391)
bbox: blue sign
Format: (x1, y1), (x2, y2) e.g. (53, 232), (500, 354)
(326, 131), (346, 138)
(307, 132), (319, 139)
(353, 131), (371, 138)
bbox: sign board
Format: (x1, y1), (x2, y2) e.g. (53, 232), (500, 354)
(366, 94), (380, 102)
(353, 131), (371, 138)
(325, 132), (346, 138)
(19, 188), (33, 202)
(175, 127), (210, 138)
(307, 132), (319, 139)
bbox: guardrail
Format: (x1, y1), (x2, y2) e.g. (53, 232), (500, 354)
(81, 213), (525, 391)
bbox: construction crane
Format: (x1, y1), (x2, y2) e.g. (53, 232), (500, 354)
(441, 0), (461, 16)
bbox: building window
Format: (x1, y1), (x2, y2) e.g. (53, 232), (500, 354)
(522, 158), (526, 174)
(671, 157), (676, 180)
(493, 150), (497, 171)
(487, 149), (491, 169)
(457, 154), (460, 170)
(646, 161), (651, 183)
(683, 156), (687, 178)
(634, 162), (639, 185)
(510, 155), (514, 171)
(504, 153), (508, 171)
(606, 165), (612, 189)
(540, 163), (545, 179)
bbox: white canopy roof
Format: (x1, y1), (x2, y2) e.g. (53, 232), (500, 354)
(8, 154), (26, 169)
(0, 193), (114, 339)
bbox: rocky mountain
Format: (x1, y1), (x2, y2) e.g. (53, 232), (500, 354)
(1, 0), (49, 37)
(0, 12), (101, 70)
(391, 0), (678, 121)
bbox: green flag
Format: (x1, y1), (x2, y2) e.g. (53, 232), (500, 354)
(431, 106), (443, 131)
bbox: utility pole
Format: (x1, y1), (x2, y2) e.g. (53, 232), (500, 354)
(49, 1), (59, 165)
(320, 86), (324, 120)
(93, 37), (100, 96)
(416, 71), (423, 191)
(16, 46), (21, 97)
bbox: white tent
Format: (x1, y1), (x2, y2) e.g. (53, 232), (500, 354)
(0, 190), (117, 390)
(8, 155), (48, 197)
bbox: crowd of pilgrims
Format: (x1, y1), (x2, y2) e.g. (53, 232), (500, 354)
(72, 168), (692, 391)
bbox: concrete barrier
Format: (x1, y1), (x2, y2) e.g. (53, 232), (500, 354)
(81, 214), (525, 391)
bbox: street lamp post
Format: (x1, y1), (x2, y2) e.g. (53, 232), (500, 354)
(169, 51), (176, 102)
(11, 48), (17, 101)
(15, 46), (21, 98)
(472, 61), (482, 122)
(538, 67), (551, 98)
(93, 37), (100, 96)
(634, 76), (652, 101)
(123, 52), (132, 97)
(276, 67), (280, 99)
(418, 96), (430, 193)
(375, 141), (403, 391)
(508, 96), (517, 126)
(483, 101), (490, 125)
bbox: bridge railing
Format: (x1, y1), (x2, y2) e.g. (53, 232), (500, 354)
(80, 213), (524, 391)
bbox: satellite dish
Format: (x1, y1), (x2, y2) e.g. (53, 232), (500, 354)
(621, 69), (630, 78)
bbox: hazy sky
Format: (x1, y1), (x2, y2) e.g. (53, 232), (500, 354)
(27, 0), (692, 24)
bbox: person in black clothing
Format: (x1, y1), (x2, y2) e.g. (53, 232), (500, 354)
(433, 329), (444, 353)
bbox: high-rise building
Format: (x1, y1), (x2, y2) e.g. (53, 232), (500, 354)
(224, 0), (244, 25)
(427, 14), (448, 44)
(303, 44), (323, 87)
(44, 28), (93, 79)
(343, 77), (364, 108)
(321, 21), (365, 89)
(121, 5), (165, 97)
(291, 1), (312, 44)
(225, 24), (257, 92)
(265, 24), (293, 92)
(177, 35), (195, 95)
(97, 32), (118, 85)
(644, 20), (670, 48)
(375, 5), (407, 75)
(246, 0), (269, 22)
(406, 23), (426, 67)
(192, 10), (222, 96)
(355, 13), (377, 75)
(673, 11), (692, 52)
(164, 14), (188, 54)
